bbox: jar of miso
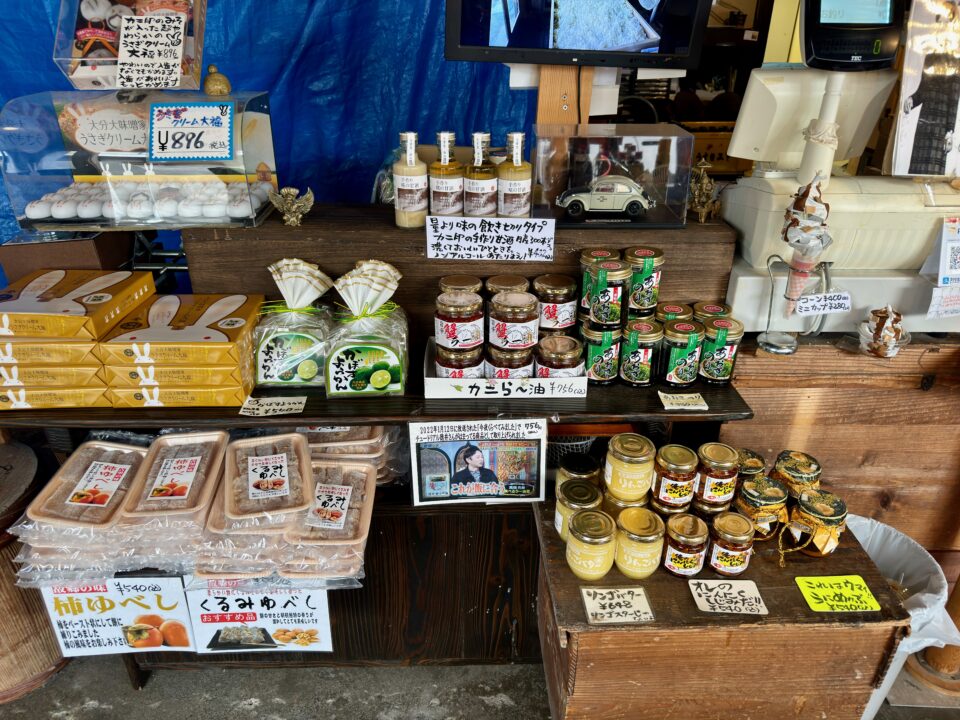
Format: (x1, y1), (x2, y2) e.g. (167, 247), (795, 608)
(615, 507), (665, 580)
(709, 512), (755, 576)
(663, 513), (709, 577)
(554, 480), (602, 542)
(566, 510), (617, 581)
(651, 444), (699, 513)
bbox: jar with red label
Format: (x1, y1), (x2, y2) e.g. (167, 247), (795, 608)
(624, 246), (665, 318)
(580, 247), (620, 312)
(439, 275), (483, 294)
(699, 317), (744, 386)
(650, 444), (699, 513)
(489, 292), (539, 349)
(663, 513), (708, 577)
(588, 261), (631, 328)
(695, 442), (740, 511)
(485, 346), (533, 379)
(655, 302), (693, 323)
(535, 336), (585, 378)
(435, 292), (484, 350)
(435, 346), (484, 379)
(534, 274), (578, 330)
(709, 511), (755, 576)
(693, 301), (732, 324)
(485, 274), (529, 297)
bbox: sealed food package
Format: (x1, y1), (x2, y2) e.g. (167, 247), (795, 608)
(0, 365), (104, 387)
(0, 386), (111, 410)
(298, 426), (383, 445)
(225, 434), (313, 519)
(107, 385), (251, 408)
(285, 460), (376, 544)
(0, 339), (100, 366)
(102, 364), (249, 388)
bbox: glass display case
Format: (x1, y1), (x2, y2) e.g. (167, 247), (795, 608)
(0, 89), (277, 231)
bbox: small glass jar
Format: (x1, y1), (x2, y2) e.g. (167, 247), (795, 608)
(693, 301), (732, 324)
(771, 450), (822, 500)
(615, 507), (665, 580)
(655, 302), (693, 323)
(651, 444), (699, 513)
(486, 274), (529, 297)
(535, 336), (585, 378)
(620, 319), (663, 387)
(734, 475), (789, 541)
(557, 453), (601, 491)
(489, 292), (539, 350)
(661, 320), (705, 388)
(435, 346), (485, 379)
(581, 323), (622, 385)
(692, 497), (730, 523)
(588, 260), (632, 328)
(554, 480), (602, 542)
(695, 442), (740, 510)
(709, 511), (755, 576)
(534, 274), (578, 331)
(737, 448), (767, 481)
(566, 510), (617, 581)
(624, 246), (665, 318)
(788, 489), (847, 558)
(539, 327), (572, 339)
(485, 346), (533, 379)
(580, 248), (620, 312)
(602, 491), (649, 522)
(699, 317), (745, 385)
(663, 513), (709, 577)
(604, 433), (656, 501)
(440, 275), (483, 294)
(435, 291), (484, 350)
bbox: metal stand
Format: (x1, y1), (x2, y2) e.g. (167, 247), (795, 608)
(757, 254), (832, 355)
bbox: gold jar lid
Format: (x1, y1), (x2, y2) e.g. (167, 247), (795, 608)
(436, 345), (483, 363)
(666, 513), (708, 545)
(589, 260), (632, 283)
(623, 246), (665, 268)
(440, 275), (483, 294)
(609, 433), (655, 464)
(533, 274), (577, 297)
(704, 317), (744, 342)
(656, 302), (693, 322)
(738, 448), (766, 476)
(739, 475), (788, 508)
(581, 323), (622, 343)
(663, 320), (705, 343)
(491, 291), (538, 315)
(580, 247), (620, 266)
(775, 450), (822, 483)
(656, 444), (698, 473)
(652, 500), (688, 517)
(713, 511), (756, 544)
(569, 510), (616, 544)
(693, 498), (730, 517)
(486, 275), (529, 295)
(436, 291), (482, 317)
(698, 442), (739, 471)
(618, 507), (665, 543)
(693, 302), (732, 322)
(557, 479), (602, 510)
(559, 452), (600, 480)
(604, 492), (649, 511)
(625, 319), (663, 343)
(538, 335), (583, 363)
(487, 345), (533, 364)
(797, 490), (848, 526)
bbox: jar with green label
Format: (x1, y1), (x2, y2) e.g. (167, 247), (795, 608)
(581, 322), (622, 385)
(588, 260), (632, 328)
(624, 246), (665, 318)
(579, 248), (620, 313)
(661, 320), (704, 388)
(620, 319), (663, 387)
(699, 317), (744, 385)
(655, 302), (693, 323)
(693, 301), (732, 324)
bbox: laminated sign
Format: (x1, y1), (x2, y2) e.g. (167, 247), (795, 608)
(149, 102), (235, 162)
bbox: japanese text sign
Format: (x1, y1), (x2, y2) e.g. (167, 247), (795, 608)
(795, 292), (853, 317)
(581, 587), (654, 625)
(117, 15), (185, 89)
(149, 102), (234, 163)
(928, 286), (960, 319)
(426, 216), (555, 261)
(658, 391), (709, 411)
(796, 575), (881, 613)
(688, 579), (769, 615)
(240, 396), (307, 417)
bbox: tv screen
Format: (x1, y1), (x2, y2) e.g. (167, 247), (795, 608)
(447, 0), (712, 68)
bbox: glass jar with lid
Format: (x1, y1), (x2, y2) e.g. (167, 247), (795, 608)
(435, 292), (484, 350)
(439, 275), (483, 295)
(602, 491), (649, 521)
(566, 510), (617, 581)
(787, 489), (847, 558)
(620, 319), (663, 387)
(737, 448), (767, 481)
(624, 246), (665, 318)
(709, 511), (755, 576)
(555, 480), (602, 542)
(485, 346), (533, 379)
(557, 452), (601, 491)
(663, 513), (709, 577)
(588, 260), (632, 328)
(615, 507), (665, 580)
(699, 317), (745, 385)
(695, 442), (740, 510)
(489, 292), (539, 350)
(661, 320), (705, 388)
(535, 336), (584, 378)
(486, 274), (529, 297)
(435, 346), (484, 379)
(771, 450), (822, 499)
(692, 498), (730, 524)
(693, 301), (732, 324)
(734, 475), (789, 541)
(581, 323), (621, 385)
(534, 274), (578, 331)
(604, 433), (655, 501)
(651, 444), (699, 513)
(655, 302), (693, 323)
(579, 248), (620, 312)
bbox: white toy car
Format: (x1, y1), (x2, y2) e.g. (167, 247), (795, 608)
(556, 175), (656, 220)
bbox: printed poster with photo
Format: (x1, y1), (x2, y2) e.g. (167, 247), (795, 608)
(409, 419), (547, 506)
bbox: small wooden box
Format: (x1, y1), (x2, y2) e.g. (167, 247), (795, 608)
(534, 503), (909, 720)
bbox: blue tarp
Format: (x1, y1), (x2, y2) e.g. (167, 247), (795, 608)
(0, 0), (537, 240)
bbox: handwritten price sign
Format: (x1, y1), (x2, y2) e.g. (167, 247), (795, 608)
(581, 587), (655, 625)
(795, 575), (881, 613)
(795, 292), (852, 317)
(148, 102), (234, 163)
(426, 216), (555, 261)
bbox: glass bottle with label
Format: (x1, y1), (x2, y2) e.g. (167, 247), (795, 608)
(485, 346), (534, 379)
(663, 513), (709, 578)
(693, 301), (732, 324)
(485, 274), (530, 298)
(557, 453), (601, 491)
(615, 507), (665, 580)
(464, 132), (498, 218)
(588, 260), (631, 328)
(650, 444), (699, 513)
(620, 319), (663, 387)
(709, 512), (755, 576)
(699, 317), (744, 385)
(655, 302), (693, 323)
(566, 510), (617, 581)
(579, 248), (620, 313)
(581, 323), (621, 385)
(604, 433), (656, 502)
(489, 292), (539, 350)
(788, 489), (847, 558)
(498, 132), (532, 218)
(555, 480), (602, 542)
(534, 274), (578, 331)
(624, 246), (665, 318)
(434, 292), (484, 351)
(439, 275), (483, 294)
(694, 442), (740, 512)
(535, 335), (584, 378)
(393, 131), (428, 228)
(435, 346), (484, 379)
(661, 320), (705, 388)
(602, 491), (649, 521)
(429, 131), (463, 216)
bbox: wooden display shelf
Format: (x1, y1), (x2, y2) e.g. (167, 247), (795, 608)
(534, 501), (909, 720)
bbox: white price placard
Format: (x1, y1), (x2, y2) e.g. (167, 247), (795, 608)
(240, 396), (307, 417)
(149, 101), (234, 162)
(581, 587), (655, 625)
(426, 216), (554, 261)
(688, 579), (769, 615)
(928, 286), (960, 319)
(117, 15), (185, 89)
(658, 391), (709, 411)
(921, 218), (960, 287)
(795, 292), (853, 317)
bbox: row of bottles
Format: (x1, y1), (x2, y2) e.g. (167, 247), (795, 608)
(393, 131), (533, 228)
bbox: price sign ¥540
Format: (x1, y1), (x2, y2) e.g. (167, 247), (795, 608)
(148, 102), (234, 163)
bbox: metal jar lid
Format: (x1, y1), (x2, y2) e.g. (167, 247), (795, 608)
(487, 345), (533, 365)
(774, 450), (822, 483)
(738, 475), (788, 508)
(698, 442), (740, 471)
(797, 490), (848, 526)
(656, 444), (698, 474)
(581, 323), (622, 343)
(618, 507), (665, 543)
(533, 274), (577, 297)
(538, 335), (583, 363)
(557, 480), (603, 510)
(604, 492), (649, 511)
(569, 509), (616, 545)
(693, 301), (732, 322)
(738, 448), (767, 477)
(704, 317), (744, 342)
(440, 275), (483, 294)
(559, 452), (600, 480)
(579, 248), (620, 266)
(609, 433), (655, 464)
(436, 345), (483, 364)
(589, 260), (632, 283)
(486, 275), (529, 295)
(625, 319), (663, 343)
(663, 320), (705, 344)
(623, 246), (665, 268)
(491, 291), (538, 315)
(666, 513), (709, 545)
(436, 291), (482, 317)
(655, 302), (693, 322)
(713, 511), (756, 544)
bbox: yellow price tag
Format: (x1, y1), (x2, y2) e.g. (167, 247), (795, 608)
(795, 575), (881, 612)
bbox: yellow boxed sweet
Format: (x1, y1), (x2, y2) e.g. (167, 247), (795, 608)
(102, 364), (249, 388)
(107, 384), (252, 408)
(97, 294), (263, 366)
(0, 339), (100, 365)
(0, 270), (155, 339)
(0, 386), (110, 410)
(0, 365), (104, 387)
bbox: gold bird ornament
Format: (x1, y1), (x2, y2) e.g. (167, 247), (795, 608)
(269, 187), (315, 227)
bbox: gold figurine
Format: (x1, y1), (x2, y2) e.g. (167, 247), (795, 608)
(689, 159), (720, 224)
(269, 187), (315, 227)
(203, 64), (232, 96)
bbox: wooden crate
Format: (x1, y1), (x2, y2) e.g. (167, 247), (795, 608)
(534, 503), (909, 720)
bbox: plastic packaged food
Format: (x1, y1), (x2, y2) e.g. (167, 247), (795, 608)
(284, 460), (377, 545)
(224, 434), (313, 519)
(102, 364), (249, 387)
(0, 365), (103, 387)
(0, 340), (100, 365)
(298, 426), (383, 445)
(107, 385), (251, 408)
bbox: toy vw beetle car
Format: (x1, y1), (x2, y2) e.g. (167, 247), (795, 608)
(556, 175), (656, 220)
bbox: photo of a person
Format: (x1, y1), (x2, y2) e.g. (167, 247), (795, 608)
(450, 444), (500, 486)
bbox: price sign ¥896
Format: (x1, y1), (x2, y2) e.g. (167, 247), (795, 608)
(148, 102), (234, 163)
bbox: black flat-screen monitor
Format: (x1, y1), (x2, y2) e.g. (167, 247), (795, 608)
(446, 0), (712, 69)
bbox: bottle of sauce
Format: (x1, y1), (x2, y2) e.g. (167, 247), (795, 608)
(464, 132), (498, 218)
(430, 131), (463, 217)
(393, 131), (428, 228)
(498, 132), (532, 218)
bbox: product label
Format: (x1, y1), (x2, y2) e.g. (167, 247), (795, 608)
(536, 361), (585, 379)
(656, 472), (695, 506)
(699, 340), (738, 381)
(498, 178), (532, 217)
(435, 361), (484, 379)
(394, 173), (428, 212)
(485, 361), (534, 379)
(435, 317), (484, 350)
(666, 342), (701, 386)
(590, 285), (624, 326)
(629, 268), (662, 310)
(307, 484), (353, 529)
(664, 545), (705, 576)
(586, 336), (620, 382)
(604, 462), (651, 496)
(66, 462), (131, 506)
(257, 331), (324, 385)
(424, 474), (450, 498)
(489, 317), (538, 349)
(700, 473), (738, 503)
(247, 454), (290, 500)
(539, 300), (577, 329)
(566, 542), (613, 578)
(429, 176), (464, 215)
(325, 344), (404, 396)
(464, 177), (498, 217)
(709, 543), (752, 575)
(616, 540), (663, 576)
(147, 455), (201, 501)
(620, 347), (654, 385)
(554, 507), (565, 536)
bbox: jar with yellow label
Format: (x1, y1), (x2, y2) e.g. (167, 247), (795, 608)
(615, 507), (665, 579)
(602, 491), (649, 521)
(655, 302), (693, 323)
(663, 513), (709, 577)
(651, 444), (699, 513)
(555, 480), (602, 542)
(695, 442), (740, 510)
(566, 510), (617, 581)
(787, 489), (847, 558)
(604, 433), (655, 501)
(771, 450), (822, 499)
(692, 301), (732, 324)
(734, 475), (789, 541)
(557, 453), (601, 491)
(709, 512), (755, 576)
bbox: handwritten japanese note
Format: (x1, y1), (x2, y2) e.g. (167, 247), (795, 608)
(795, 292), (853, 317)
(658, 391), (709, 411)
(928, 286), (960, 319)
(795, 575), (881, 613)
(425, 375), (587, 400)
(117, 15), (185, 89)
(581, 587), (654, 625)
(426, 216), (555, 261)
(688, 579), (769, 615)
(149, 101), (235, 163)
(239, 396), (307, 417)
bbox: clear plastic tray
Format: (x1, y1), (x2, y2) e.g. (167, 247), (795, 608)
(283, 460), (376, 546)
(224, 434), (313, 520)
